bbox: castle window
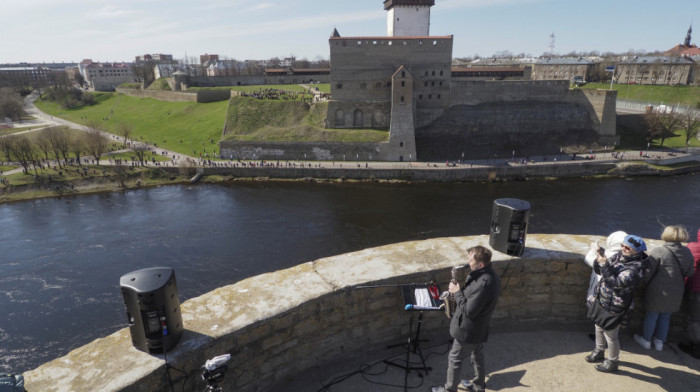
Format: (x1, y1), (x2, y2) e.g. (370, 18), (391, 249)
(375, 82), (382, 88)
(439, 81), (443, 86)
(353, 109), (363, 127)
(335, 109), (345, 126)
(438, 94), (441, 99)
(400, 96), (404, 103)
(387, 81), (391, 87)
(400, 142), (404, 147)
(360, 83), (366, 89)
(401, 81), (405, 87)
(419, 94), (423, 99)
(336, 83), (343, 89)
(440, 70), (443, 76)
(424, 81), (428, 87)
(432, 71), (435, 76)
(425, 71), (428, 76)
(431, 81), (435, 86)
(401, 71), (405, 77)
(428, 94), (432, 99)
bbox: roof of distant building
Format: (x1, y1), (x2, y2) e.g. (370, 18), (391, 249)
(535, 57), (594, 65)
(619, 56), (695, 64)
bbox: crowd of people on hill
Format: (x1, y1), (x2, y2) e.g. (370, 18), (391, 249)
(239, 88), (313, 101)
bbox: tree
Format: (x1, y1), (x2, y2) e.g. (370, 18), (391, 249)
(645, 110), (681, 147)
(8, 135), (39, 175)
(43, 126), (70, 167)
(0, 87), (27, 121)
(85, 122), (107, 164)
(0, 135), (13, 163)
(34, 130), (53, 160)
(116, 122), (133, 148)
(679, 111), (700, 151)
(70, 134), (87, 166)
(132, 144), (148, 166)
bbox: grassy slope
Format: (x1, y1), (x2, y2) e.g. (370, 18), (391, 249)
(35, 93), (229, 156)
(222, 96), (388, 142)
(579, 83), (700, 108)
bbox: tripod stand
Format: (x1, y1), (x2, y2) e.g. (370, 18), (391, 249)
(384, 284), (441, 392)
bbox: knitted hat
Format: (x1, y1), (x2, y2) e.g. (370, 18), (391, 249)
(623, 235), (647, 253)
(606, 231), (628, 255)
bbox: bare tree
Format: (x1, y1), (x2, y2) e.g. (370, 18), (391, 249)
(34, 130), (52, 160)
(0, 87), (27, 121)
(85, 122), (107, 164)
(0, 135), (13, 164)
(644, 110), (682, 147)
(679, 111), (700, 151)
(44, 126), (70, 167)
(70, 134), (87, 166)
(132, 144), (148, 166)
(116, 122), (133, 148)
(8, 135), (39, 175)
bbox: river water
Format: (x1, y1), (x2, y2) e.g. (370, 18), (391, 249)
(1, 175), (699, 373)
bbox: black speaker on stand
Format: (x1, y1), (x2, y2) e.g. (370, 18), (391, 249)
(489, 198), (530, 256)
(120, 267), (183, 354)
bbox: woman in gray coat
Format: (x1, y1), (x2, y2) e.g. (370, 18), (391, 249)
(634, 225), (695, 351)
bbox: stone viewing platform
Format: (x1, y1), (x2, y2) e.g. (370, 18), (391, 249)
(24, 234), (700, 391)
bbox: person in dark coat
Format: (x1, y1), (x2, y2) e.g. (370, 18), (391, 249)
(585, 235), (649, 373)
(634, 225), (694, 351)
(679, 228), (700, 358)
(431, 245), (501, 392)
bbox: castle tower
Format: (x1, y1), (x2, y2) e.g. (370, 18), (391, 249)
(388, 66), (417, 161)
(384, 0), (435, 37)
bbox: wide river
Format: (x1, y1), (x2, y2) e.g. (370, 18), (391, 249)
(1, 174), (699, 372)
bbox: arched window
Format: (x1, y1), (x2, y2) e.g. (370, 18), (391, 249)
(353, 109), (363, 127)
(335, 109), (345, 126)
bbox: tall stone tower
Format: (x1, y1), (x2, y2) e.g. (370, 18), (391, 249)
(384, 0), (435, 37)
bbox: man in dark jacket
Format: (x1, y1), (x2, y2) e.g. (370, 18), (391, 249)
(431, 246), (501, 392)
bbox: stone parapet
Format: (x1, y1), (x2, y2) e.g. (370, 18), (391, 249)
(24, 234), (672, 391)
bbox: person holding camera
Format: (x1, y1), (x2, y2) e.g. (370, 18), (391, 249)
(431, 245), (501, 392)
(679, 227), (700, 358)
(634, 225), (694, 352)
(585, 235), (649, 373)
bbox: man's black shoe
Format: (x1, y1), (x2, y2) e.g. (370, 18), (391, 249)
(585, 349), (604, 363)
(595, 359), (618, 373)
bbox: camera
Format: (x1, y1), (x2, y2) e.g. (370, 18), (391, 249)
(201, 354), (231, 391)
(597, 247), (605, 257)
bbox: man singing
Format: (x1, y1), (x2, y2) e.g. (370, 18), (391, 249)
(432, 245), (501, 392)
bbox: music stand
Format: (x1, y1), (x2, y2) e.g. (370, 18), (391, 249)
(385, 283), (443, 392)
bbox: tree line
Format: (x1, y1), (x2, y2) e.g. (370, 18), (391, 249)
(644, 109), (700, 149)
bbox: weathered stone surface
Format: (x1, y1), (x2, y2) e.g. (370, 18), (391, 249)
(24, 234), (666, 392)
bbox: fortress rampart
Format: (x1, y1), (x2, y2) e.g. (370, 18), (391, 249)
(24, 234), (677, 391)
(115, 87), (232, 103)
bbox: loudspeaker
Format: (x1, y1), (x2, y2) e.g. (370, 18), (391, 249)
(120, 267), (183, 354)
(489, 198), (530, 256)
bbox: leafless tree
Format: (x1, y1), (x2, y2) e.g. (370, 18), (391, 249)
(644, 110), (682, 147)
(679, 111), (700, 151)
(0, 135), (13, 163)
(34, 130), (52, 160)
(85, 122), (108, 164)
(70, 134), (87, 165)
(132, 144), (148, 166)
(43, 126), (70, 167)
(8, 135), (39, 175)
(0, 87), (27, 121)
(116, 122), (133, 148)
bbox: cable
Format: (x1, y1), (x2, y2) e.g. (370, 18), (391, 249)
(315, 338), (452, 392)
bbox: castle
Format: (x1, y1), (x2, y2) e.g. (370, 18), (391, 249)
(220, 0), (617, 162)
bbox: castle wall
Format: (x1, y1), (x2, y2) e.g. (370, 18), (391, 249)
(24, 234), (674, 392)
(218, 140), (391, 162)
(565, 89), (618, 143)
(329, 36), (452, 107)
(115, 87), (231, 103)
(326, 101), (391, 129)
(449, 80), (570, 106)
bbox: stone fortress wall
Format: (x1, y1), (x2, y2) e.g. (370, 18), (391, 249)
(24, 234), (679, 392)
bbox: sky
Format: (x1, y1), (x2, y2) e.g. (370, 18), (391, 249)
(2, 0), (699, 64)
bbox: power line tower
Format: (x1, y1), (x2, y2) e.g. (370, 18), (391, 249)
(548, 33), (555, 57)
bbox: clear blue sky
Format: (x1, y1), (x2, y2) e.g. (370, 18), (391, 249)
(3, 0), (698, 64)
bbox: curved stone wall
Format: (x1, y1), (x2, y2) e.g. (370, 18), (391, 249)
(24, 234), (664, 391)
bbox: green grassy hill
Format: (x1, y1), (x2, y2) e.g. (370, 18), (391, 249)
(222, 96), (389, 142)
(35, 93), (229, 156)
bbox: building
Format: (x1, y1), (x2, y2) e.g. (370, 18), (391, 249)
(80, 59), (135, 91)
(135, 54), (174, 64)
(264, 68), (330, 84)
(531, 57), (596, 83)
(0, 66), (50, 85)
(615, 56), (694, 85)
(221, 0), (617, 162)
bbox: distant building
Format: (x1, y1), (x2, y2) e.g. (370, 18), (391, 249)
(200, 54), (219, 65)
(135, 54), (174, 64)
(531, 57), (595, 82)
(0, 66), (50, 84)
(615, 56), (695, 85)
(663, 25), (698, 57)
(80, 59), (135, 91)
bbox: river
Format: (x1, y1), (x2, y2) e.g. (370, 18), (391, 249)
(1, 174), (699, 372)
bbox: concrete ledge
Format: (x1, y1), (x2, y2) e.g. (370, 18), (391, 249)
(24, 234), (665, 391)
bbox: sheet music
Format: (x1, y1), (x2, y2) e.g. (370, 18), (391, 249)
(414, 288), (432, 307)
